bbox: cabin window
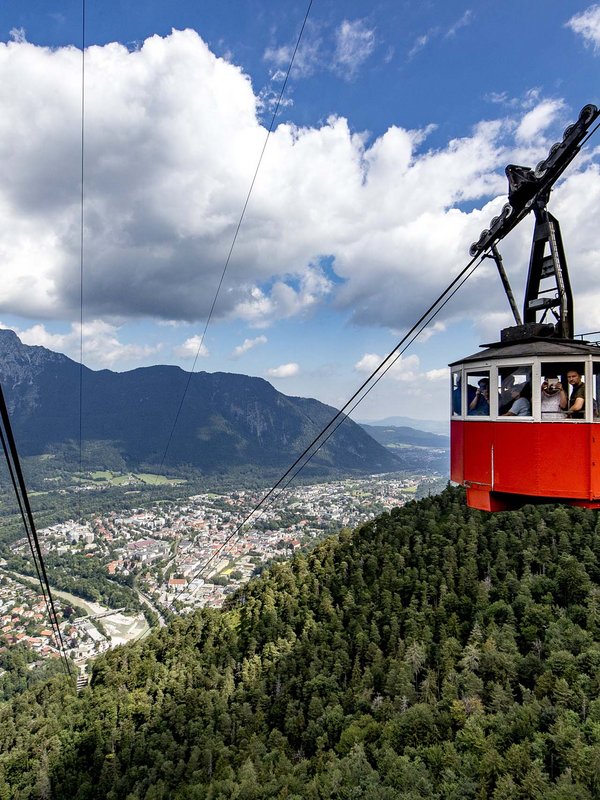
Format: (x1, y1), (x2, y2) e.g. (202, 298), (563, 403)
(466, 371), (490, 417)
(563, 361), (586, 420)
(498, 365), (532, 417)
(540, 363), (567, 420)
(451, 371), (462, 416)
(593, 363), (600, 422)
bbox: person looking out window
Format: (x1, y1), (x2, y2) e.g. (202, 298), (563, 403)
(501, 382), (531, 417)
(468, 379), (490, 415)
(541, 375), (567, 420)
(566, 369), (585, 419)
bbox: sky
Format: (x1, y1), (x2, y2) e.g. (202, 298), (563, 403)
(0, 1), (599, 423)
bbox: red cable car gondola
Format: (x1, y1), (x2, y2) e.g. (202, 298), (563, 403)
(450, 103), (600, 511)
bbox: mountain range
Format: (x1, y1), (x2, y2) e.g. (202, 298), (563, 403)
(0, 329), (407, 476)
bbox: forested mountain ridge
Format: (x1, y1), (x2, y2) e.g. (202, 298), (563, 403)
(2, 487), (600, 797)
(0, 329), (400, 475)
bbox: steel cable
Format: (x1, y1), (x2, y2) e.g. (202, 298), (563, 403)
(155, 0), (314, 482)
(0, 386), (72, 676)
(177, 254), (485, 595)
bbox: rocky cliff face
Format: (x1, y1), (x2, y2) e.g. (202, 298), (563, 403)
(0, 329), (402, 475)
(0, 329), (72, 415)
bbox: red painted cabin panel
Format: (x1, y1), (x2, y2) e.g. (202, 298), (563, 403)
(592, 429), (600, 498)
(451, 420), (600, 510)
(450, 420), (464, 485)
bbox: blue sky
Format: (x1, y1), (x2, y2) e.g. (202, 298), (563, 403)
(0, 1), (599, 421)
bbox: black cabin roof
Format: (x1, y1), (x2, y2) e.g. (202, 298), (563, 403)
(449, 337), (600, 367)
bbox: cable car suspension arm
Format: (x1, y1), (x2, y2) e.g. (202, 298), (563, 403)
(469, 103), (599, 259)
(470, 103), (599, 340)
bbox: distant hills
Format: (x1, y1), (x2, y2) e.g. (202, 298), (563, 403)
(0, 329), (410, 477)
(358, 414), (448, 436)
(360, 422), (449, 474)
(360, 422), (449, 450)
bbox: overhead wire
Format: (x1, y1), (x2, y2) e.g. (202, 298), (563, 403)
(0, 387), (73, 676)
(68, 2), (600, 622)
(260, 258), (484, 507)
(581, 118), (600, 149)
(78, 0), (86, 514)
(0, 425), (49, 618)
(195, 261), (483, 580)
(189, 116), (600, 582)
(0, 0), (87, 679)
(176, 252), (486, 597)
(155, 0), (314, 479)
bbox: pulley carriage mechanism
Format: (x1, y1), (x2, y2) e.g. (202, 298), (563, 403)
(450, 103), (600, 511)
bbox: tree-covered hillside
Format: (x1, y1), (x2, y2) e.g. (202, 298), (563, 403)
(3, 487), (600, 798)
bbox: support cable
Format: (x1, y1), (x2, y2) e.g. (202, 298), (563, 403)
(155, 0), (314, 478)
(203, 257), (482, 575)
(0, 386), (72, 676)
(582, 119), (600, 149)
(251, 257), (483, 516)
(177, 253), (484, 596)
(170, 111), (600, 506)
(0, 426), (49, 614)
(78, 0), (86, 513)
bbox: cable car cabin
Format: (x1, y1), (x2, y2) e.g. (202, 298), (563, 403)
(446, 102), (600, 511)
(450, 338), (600, 511)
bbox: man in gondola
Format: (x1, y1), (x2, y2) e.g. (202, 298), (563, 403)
(566, 369), (585, 419)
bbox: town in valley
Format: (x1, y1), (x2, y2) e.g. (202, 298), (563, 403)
(0, 472), (445, 672)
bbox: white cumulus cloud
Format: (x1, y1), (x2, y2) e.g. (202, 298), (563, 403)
(354, 352), (450, 409)
(416, 321), (446, 344)
(333, 19), (375, 79)
(515, 99), (565, 143)
(0, 31), (599, 343)
(0, 320), (161, 368)
(173, 335), (209, 359)
(567, 4), (600, 50)
(232, 266), (332, 328)
(354, 353), (421, 381)
(231, 335), (267, 358)
(425, 367), (449, 381)
(266, 362), (299, 378)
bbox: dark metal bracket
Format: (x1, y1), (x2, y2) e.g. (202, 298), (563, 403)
(523, 203), (573, 339)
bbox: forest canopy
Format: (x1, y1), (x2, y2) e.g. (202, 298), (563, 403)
(2, 486), (600, 798)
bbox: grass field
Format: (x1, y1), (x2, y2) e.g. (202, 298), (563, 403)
(135, 473), (184, 486)
(86, 471), (184, 486)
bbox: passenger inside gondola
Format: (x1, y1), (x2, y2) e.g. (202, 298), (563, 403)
(499, 374), (515, 415)
(502, 381), (531, 416)
(498, 365), (532, 418)
(468, 378), (490, 415)
(541, 374), (567, 419)
(566, 368), (585, 418)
